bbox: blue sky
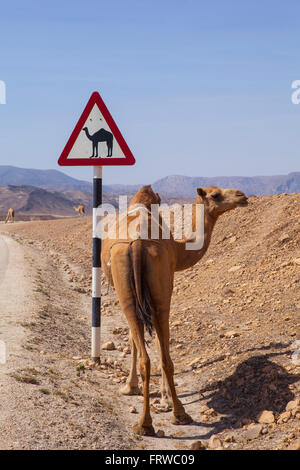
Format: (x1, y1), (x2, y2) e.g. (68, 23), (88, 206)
(0, 0), (299, 184)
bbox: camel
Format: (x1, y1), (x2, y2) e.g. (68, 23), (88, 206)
(5, 207), (14, 224)
(101, 185), (248, 436)
(73, 204), (85, 216)
(82, 127), (113, 158)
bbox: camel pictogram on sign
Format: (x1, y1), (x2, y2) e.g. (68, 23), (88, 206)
(82, 126), (113, 158)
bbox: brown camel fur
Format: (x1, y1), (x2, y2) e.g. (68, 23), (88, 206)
(5, 208), (14, 224)
(73, 204), (85, 216)
(101, 184), (248, 436)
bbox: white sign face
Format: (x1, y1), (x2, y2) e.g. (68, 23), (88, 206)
(67, 104), (126, 160)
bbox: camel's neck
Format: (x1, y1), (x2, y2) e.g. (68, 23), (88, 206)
(83, 128), (92, 140)
(174, 204), (218, 271)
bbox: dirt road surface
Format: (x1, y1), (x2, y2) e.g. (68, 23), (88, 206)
(0, 193), (299, 450)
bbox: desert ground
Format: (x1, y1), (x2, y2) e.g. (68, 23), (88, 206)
(0, 192), (299, 450)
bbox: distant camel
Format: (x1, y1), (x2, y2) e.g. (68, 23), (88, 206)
(5, 208), (14, 223)
(82, 127), (113, 158)
(73, 204), (85, 216)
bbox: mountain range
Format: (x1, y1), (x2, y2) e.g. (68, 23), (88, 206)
(0, 165), (299, 197)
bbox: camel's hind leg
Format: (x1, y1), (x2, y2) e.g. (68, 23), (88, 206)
(154, 335), (172, 410)
(119, 331), (141, 396)
(111, 249), (155, 436)
(154, 315), (193, 425)
(107, 138), (113, 157)
(146, 252), (192, 426)
(131, 324), (154, 435)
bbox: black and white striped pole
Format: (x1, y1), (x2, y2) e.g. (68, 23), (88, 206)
(92, 166), (102, 363)
(57, 92), (135, 362)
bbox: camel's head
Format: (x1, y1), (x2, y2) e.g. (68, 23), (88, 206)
(196, 186), (248, 217)
(129, 185), (161, 210)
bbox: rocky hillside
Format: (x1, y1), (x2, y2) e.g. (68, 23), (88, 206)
(0, 185), (92, 217)
(0, 185), (131, 218)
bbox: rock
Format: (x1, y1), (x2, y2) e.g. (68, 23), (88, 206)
(224, 433), (236, 443)
(188, 356), (202, 368)
(291, 350), (300, 365)
(190, 441), (206, 450)
(205, 259), (214, 265)
(224, 330), (240, 338)
(228, 265), (243, 273)
(277, 411), (291, 424)
(101, 341), (116, 351)
(205, 408), (217, 416)
(292, 258), (300, 266)
(208, 435), (223, 449)
(258, 410), (275, 424)
(279, 234), (290, 243)
(244, 424), (263, 440)
(291, 340), (300, 350)
(113, 327), (123, 335)
(200, 404), (209, 413)
(129, 406), (137, 414)
(156, 429), (165, 438)
(222, 287), (235, 296)
(152, 398), (160, 405)
(286, 399), (300, 412)
(287, 439), (300, 451)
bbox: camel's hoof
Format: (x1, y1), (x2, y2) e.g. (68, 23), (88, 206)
(133, 424), (156, 436)
(171, 412), (193, 425)
(160, 396), (173, 411)
(156, 401), (172, 412)
(119, 384), (141, 396)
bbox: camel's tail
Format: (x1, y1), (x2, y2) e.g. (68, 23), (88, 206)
(128, 240), (153, 336)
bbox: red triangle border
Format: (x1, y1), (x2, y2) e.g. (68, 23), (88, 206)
(58, 92), (135, 166)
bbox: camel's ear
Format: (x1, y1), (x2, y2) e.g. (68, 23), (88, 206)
(156, 193), (161, 204)
(197, 188), (206, 198)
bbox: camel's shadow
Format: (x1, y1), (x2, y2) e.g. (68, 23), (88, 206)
(173, 351), (299, 440)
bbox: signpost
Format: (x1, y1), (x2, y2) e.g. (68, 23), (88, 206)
(58, 92), (135, 362)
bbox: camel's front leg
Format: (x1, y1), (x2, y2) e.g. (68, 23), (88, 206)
(119, 331), (141, 396)
(90, 143), (95, 158)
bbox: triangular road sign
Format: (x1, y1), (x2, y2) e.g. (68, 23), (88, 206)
(58, 92), (135, 166)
